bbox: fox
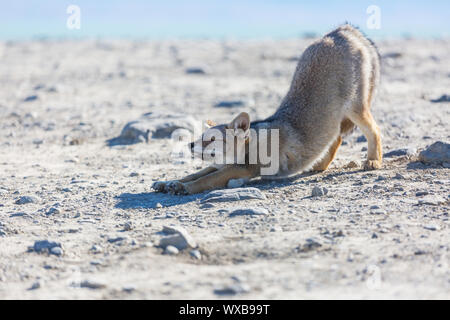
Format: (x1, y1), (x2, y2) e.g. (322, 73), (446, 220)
(153, 24), (382, 195)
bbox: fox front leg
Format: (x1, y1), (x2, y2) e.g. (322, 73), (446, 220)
(168, 166), (255, 195)
(152, 166), (218, 193)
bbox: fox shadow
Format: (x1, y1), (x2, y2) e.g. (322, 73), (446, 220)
(115, 191), (200, 209)
(115, 169), (365, 209)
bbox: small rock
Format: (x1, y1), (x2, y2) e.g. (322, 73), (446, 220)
(227, 178), (246, 188)
(384, 148), (417, 158)
(185, 67), (206, 74)
(24, 95), (38, 102)
(311, 186), (328, 197)
(344, 160), (359, 169)
(107, 236), (128, 243)
(382, 52), (402, 59)
(418, 195), (446, 206)
(155, 203), (163, 208)
(201, 187), (266, 203)
(228, 207), (269, 217)
(393, 173), (405, 179)
(90, 245), (103, 253)
(215, 100), (245, 108)
(28, 281), (40, 290)
(214, 284), (250, 295)
(159, 226), (197, 250)
(356, 135), (367, 143)
(123, 222), (133, 231)
(199, 203), (214, 209)
(129, 172), (139, 177)
(164, 245), (179, 255)
(297, 238), (322, 252)
(15, 196), (39, 205)
(189, 249), (202, 260)
(30, 240), (62, 256)
(430, 94), (450, 103)
(108, 112), (198, 145)
(122, 286), (136, 293)
(50, 247), (63, 256)
(418, 141), (450, 165)
(46, 207), (60, 216)
(79, 280), (106, 289)
(423, 225), (440, 231)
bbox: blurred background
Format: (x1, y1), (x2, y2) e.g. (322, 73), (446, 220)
(1, 0), (449, 40)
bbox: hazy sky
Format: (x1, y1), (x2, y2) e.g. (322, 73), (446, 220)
(1, 0), (449, 39)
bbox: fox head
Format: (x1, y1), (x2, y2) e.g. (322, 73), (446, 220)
(189, 112), (250, 164)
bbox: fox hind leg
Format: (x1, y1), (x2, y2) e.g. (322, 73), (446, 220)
(348, 109), (382, 170)
(312, 136), (342, 172)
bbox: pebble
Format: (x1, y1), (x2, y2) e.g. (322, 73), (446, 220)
(201, 187), (266, 203)
(356, 135), (367, 142)
(393, 173), (405, 179)
(418, 195), (446, 206)
(189, 249), (202, 260)
(107, 236), (128, 243)
(46, 207), (60, 216)
(214, 284), (250, 295)
(123, 222), (133, 231)
(24, 95), (38, 102)
(215, 100), (245, 108)
(199, 203), (215, 209)
(344, 160), (359, 169)
(384, 148), (417, 158)
(185, 67), (206, 74)
(159, 226), (197, 250)
(50, 247), (63, 256)
(15, 196), (39, 205)
(430, 94), (450, 103)
(79, 280), (106, 289)
(122, 286), (136, 293)
(164, 245), (179, 255)
(30, 240), (63, 256)
(227, 178), (246, 188)
(311, 186), (328, 197)
(228, 207), (269, 217)
(90, 245), (103, 253)
(297, 238), (322, 252)
(270, 226), (283, 232)
(28, 281), (41, 290)
(423, 224), (440, 231)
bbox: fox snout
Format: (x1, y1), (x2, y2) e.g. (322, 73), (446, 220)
(189, 141), (216, 158)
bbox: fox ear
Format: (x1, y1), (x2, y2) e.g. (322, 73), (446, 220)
(204, 119), (216, 129)
(229, 112), (250, 132)
(206, 119), (216, 127)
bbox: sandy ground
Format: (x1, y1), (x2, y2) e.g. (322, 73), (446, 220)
(0, 37), (449, 299)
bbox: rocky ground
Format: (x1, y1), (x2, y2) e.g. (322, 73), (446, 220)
(0, 37), (449, 299)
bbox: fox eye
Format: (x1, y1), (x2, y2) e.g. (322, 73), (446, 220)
(210, 136), (215, 141)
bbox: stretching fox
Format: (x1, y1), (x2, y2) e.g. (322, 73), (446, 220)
(153, 24), (382, 195)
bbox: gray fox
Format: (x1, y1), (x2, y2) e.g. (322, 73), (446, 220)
(153, 24), (382, 195)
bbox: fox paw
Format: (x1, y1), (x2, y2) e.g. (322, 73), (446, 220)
(364, 160), (382, 170)
(152, 181), (168, 193)
(166, 181), (189, 195)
